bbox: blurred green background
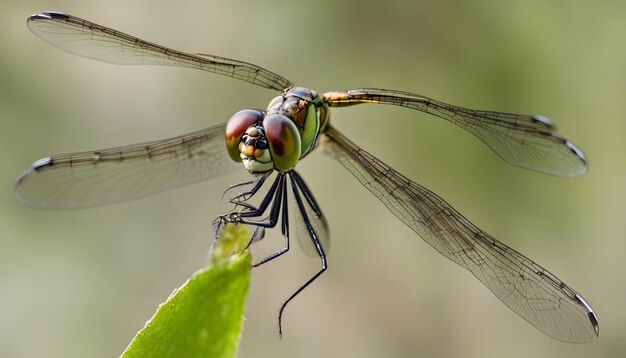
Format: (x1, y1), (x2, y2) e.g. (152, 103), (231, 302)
(1, 1), (624, 357)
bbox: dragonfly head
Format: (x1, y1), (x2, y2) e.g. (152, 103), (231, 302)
(225, 109), (301, 173)
(224, 87), (329, 173)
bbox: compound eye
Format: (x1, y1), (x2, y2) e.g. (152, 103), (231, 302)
(263, 114), (301, 171)
(225, 109), (264, 162)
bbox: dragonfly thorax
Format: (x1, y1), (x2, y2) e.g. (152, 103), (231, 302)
(267, 87), (328, 158)
(224, 87), (329, 173)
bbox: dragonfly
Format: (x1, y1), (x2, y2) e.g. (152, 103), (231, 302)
(16, 11), (598, 343)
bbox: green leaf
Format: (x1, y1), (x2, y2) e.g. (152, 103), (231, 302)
(121, 224), (251, 358)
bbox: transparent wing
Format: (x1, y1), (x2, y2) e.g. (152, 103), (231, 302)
(321, 125), (598, 343)
(27, 11), (293, 91)
(323, 88), (587, 177)
(15, 123), (240, 208)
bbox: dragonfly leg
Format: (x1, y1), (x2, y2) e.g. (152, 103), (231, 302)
(223, 172), (271, 211)
(290, 171), (323, 217)
(252, 175), (291, 267)
(215, 172), (283, 227)
(213, 172), (286, 256)
(277, 172), (328, 337)
(212, 173), (279, 244)
(228, 200), (259, 211)
(230, 172), (293, 266)
(235, 172), (285, 228)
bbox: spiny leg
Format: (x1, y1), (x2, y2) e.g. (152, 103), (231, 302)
(212, 172), (282, 243)
(278, 171), (328, 337)
(222, 178), (256, 199)
(252, 174), (291, 267)
(232, 173), (283, 252)
(237, 172), (285, 226)
(223, 172), (271, 210)
(291, 171), (323, 217)
(221, 172), (292, 266)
